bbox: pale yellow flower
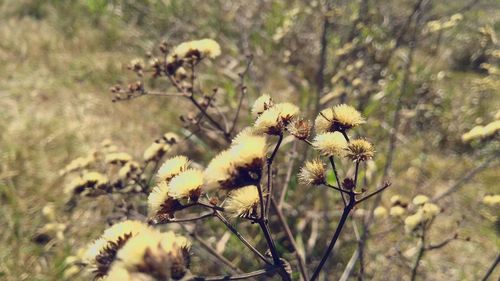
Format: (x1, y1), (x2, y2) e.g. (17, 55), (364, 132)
(412, 195), (429, 206)
(390, 206), (406, 217)
(105, 152), (133, 164)
(315, 104), (365, 133)
(254, 103), (299, 135)
(345, 139), (375, 162)
(313, 132), (348, 157)
(143, 142), (170, 162)
(168, 169), (204, 200)
(404, 211), (424, 233)
(157, 156), (190, 182)
(374, 206), (388, 219)
(225, 185), (260, 217)
(483, 194), (500, 206)
(299, 159), (326, 186)
(251, 94), (274, 116)
(173, 39), (221, 59)
(148, 181), (171, 215)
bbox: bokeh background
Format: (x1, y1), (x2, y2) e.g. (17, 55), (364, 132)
(0, 0), (499, 280)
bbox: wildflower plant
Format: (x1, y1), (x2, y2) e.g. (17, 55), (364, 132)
(59, 38), (396, 281)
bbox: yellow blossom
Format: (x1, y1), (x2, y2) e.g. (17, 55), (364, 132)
(168, 169), (204, 200)
(225, 185), (260, 217)
(412, 195), (429, 206)
(390, 206), (406, 217)
(313, 132), (348, 157)
(374, 206), (388, 219)
(251, 94), (274, 116)
(157, 156), (190, 182)
(299, 159), (326, 186)
(173, 38), (221, 59)
(143, 142), (170, 162)
(483, 194), (500, 206)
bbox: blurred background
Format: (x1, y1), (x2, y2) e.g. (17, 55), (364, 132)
(0, 0), (499, 280)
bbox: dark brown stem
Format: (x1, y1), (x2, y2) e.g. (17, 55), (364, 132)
(158, 212), (214, 223)
(214, 211), (271, 265)
(410, 226), (426, 281)
(329, 156), (347, 206)
(192, 266), (279, 281)
(310, 192), (356, 281)
(265, 134), (283, 218)
(356, 182), (392, 204)
(481, 254), (500, 281)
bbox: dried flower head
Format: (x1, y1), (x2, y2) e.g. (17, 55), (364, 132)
(118, 161), (141, 180)
(116, 230), (191, 280)
(148, 181), (182, 220)
(287, 118), (311, 140)
(157, 156), (190, 183)
(313, 132), (348, 157)
(60, 155), (95, 175)
(173, 39), (221, 60)
(161, 132), (180, 144)
(105, 152), (133, 165)
(168, 169), (204, 201)
(251, 94), (274, 116)
(232, 127), (256, 145)
(345, 139), (375, 162)
(315, 104), (365, 133)
(143, 142), (170, 162)
(299, 159), (326, 186)
(205, 135), (267, 190)
(412, 195), (429, 206)
(225, 185), (260, 217)
(82, 220), (151, 279)
(254, 102), (299, 135)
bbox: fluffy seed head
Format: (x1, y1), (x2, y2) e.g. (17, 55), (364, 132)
(345, 139), (375, 162)
(229, 135), (267, 168)
(168, 169), (204, 201)
(254, 103), (299, 135)
(315, 104), (365, 133)
(251, 94), (274, 116)
(105, 152), (133, 165)
(404, 211), (424, 233)
(389, 206), (406, 217)
(299, 159), (326, 186)
(147, 182), (182, 220)
(157, 156), (190, 183)
(313, 132), (348, 157)
(225, 185), (260, 217)
(232, 127), (256, 145)
(204, 150), (234, 189)
(173, 39), (221, 59)
(287, 118), (311, 140)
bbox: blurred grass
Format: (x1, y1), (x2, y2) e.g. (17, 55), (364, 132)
(0, 1), (499, 280)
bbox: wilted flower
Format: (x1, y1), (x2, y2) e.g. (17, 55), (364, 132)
(225, 185), (260, 217)
(287, 118), (311, 140)
(251, 94), (274, 116)
(345, 139), (375, 162)
(299, 159), (326, 186)
(313, 132), (348, 157)
(156, 156), (190, 183)
(168, 169), (204, 201)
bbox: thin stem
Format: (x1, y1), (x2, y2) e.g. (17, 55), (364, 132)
(157, 212), (214, 224)
(324, 183), (350, 194)
(229, 55), (253, 135)
(410, 227), (426, 281)
(189, 95), (231, 142)
(271, 197), (309, 281)
(329, 156), (347, 206)
(481, 254), (500, 281)
(266, 134), (283, 218)
(356, 182), (392, 204)
(197, 201), (225, 212)
(354, 161), (360, 188)
(192, 266), (279, 281)
(214, 211), (271, 265)
(310, 193), (356, 281)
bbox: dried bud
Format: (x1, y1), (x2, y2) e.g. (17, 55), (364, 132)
(287, 118), (311, 140)
(342, 178), (356, 190)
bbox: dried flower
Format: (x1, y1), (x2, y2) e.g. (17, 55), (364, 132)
(148, 181), (182, 220)
(345, 139), (374, 162)
(116, 230), (191, 280)
(315, 104), (365, 133)
(299, 159), (326, 186)
(168, 169), (204, 201)
(118, 161), (141, 180)
(251, 94), (274, 116)
(157, 156), (190, 183)
(254, 102), (299, 135)
(313, 132), (348, 157)
(225, 185), (260, 217)
(60, 155), (95, 175)
(205, 135), (267, 190)
(287, 118), (311, 140)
